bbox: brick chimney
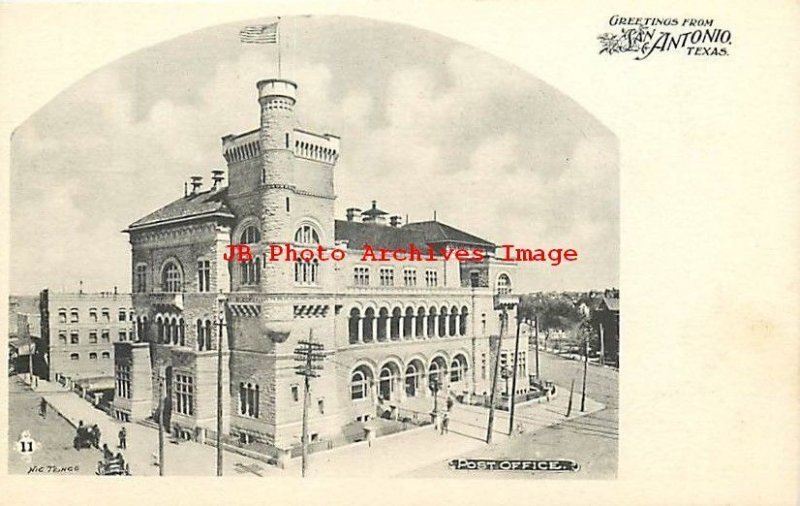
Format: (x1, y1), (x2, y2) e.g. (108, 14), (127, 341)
(190, 176), (203, 194)
(346, 208), (362, 222)
(211, 169), (225, 189)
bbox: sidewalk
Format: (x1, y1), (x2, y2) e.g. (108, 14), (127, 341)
(40, 381), (272, 476)
(38, 376), (602, 478)
(281, 381), (603, 478)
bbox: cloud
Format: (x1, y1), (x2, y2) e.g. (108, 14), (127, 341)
(10, 19), (618, 294)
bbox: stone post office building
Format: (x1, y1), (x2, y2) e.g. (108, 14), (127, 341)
(114, 78), (524, 455)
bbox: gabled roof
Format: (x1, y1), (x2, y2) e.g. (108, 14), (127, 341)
(401, 220), (496, 248)
(127, 187), (235, 231)
(599, 297), (619, 312)
(335, 219), (495, 250)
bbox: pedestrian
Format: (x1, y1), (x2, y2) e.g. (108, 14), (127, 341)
(118, 426), (127, 449)
(39, 397), (47, 418)
(92, 424), (102, 448)
(446, 396), (454, 412)
(441, 412), (450, 434)
(102, 443), (113, 461)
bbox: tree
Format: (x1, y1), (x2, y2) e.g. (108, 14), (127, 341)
(519, 293), (583, 334)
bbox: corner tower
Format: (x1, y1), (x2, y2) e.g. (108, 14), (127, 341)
(257, 79), (297, 187)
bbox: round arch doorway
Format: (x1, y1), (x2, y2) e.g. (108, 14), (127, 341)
(404, 359), (424, 398)
(378, 362), (402, 402)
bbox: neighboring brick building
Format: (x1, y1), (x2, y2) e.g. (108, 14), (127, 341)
(115, 78), (521, 455)
(37, 289), (133, 383)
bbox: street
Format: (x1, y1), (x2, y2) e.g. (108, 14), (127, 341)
(8, 353), (615, 479)
(8, 375), (272, 477)
(8, 376), (101, 475)
(402, 351), (618, 478)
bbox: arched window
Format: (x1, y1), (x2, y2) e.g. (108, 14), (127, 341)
(427, 307), (437, 338)
(497, 273), (512, 295)
(240, 225), (261, 244)
(162, 261), (183, 292)
(451, 355), (468, 383)
(377, 308), (389, 341)
(156, 316), (164, 343)
(403, 307), (414, 338)
(416, 307), (426, 338)
(449, 306), (458, 336)
(172, 318), (180, 345)
(239, 382), (259, 418)
(294, 225), (320, 245)
(348, 308), (361, 344)
(459, 306), (469, 336)
(197, 320), (205, 351)
(351, 367), (372, 401)
(205, 319), (213, 350)
(405, 361), (423, 398)
(178, 318), (185, 346)
(438, 306), (448, 337)
(294, 225), (320, 286)
(363, 308), (375, 342)
(390, 308), (402, 340)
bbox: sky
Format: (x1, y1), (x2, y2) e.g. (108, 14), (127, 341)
(10, 15), (618, 295)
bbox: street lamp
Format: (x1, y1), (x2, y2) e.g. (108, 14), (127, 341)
(429, 375), (440, 423)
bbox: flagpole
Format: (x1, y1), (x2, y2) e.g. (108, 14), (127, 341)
(277, 17), (281, 78)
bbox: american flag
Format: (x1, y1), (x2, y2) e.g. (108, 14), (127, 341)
(240, 23), (278, 44)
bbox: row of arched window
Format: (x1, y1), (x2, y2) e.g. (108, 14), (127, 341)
(348, 305), (469, 344)
(152, 315), (217, 351)
(351, 354), (469, 401)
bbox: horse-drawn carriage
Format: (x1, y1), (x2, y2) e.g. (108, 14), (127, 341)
(73, 424), (99, 450)
(96, 456), (131, 476)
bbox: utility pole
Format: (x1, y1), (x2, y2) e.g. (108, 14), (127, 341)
(599, 322), (606, 367)
(470, 283), (477, 402)
(581, 323), (588, 412)
(508, 314), (522, 435)
(294, 333), (324, 478)
(215, 295), (227, 476)
(566, 378), (575, 417)
(485, 307), (507, 444)
(534, 315), (540, 379)
(28, 338), (34, 388)
(158, 375), (165, 476)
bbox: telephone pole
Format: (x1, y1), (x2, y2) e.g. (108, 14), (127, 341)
(294, 333), (324, 477)
(581, 323), (589, 412)
(485, 307), (507, 444)
(215, 295), (227, 476)
(533, 315), (540, 379)
(158, 375), (165, 476)
(508, 314), (522, 435)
